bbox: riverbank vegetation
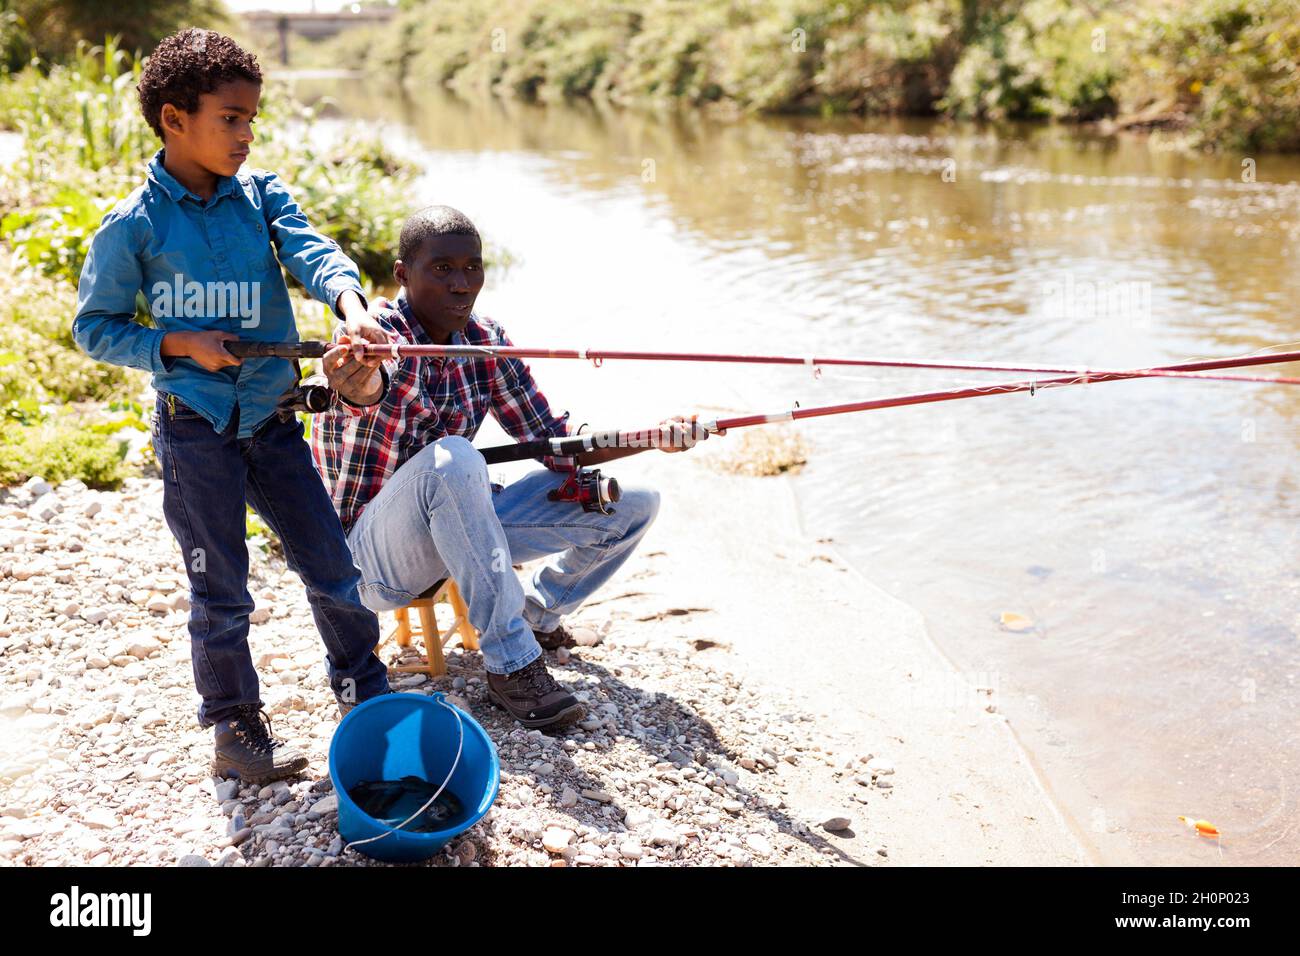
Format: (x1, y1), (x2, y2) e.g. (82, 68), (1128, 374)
(319, 0), (1300, 153)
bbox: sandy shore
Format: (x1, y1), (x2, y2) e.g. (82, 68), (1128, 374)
(628, 445), (1091, 865)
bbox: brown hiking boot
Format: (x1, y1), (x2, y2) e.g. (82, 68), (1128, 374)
(533, 622), (600, 650)
(212, 704), (308, 785)
(533, 623), (575, 650)
(486, 657), (585, 730)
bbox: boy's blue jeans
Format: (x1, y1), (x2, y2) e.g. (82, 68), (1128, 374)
(344, 436), (660, 675)
(152, 394), (390, 728)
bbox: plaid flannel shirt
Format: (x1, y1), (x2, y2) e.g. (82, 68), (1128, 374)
(310, 292), (571, 533)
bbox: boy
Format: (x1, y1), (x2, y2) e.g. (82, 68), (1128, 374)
(73, 28), (391, 784)
(312, 205), (715, 730)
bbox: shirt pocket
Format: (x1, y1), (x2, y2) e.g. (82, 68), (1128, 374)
(238, 214), (280, 275)
(439, 407), (469, 435)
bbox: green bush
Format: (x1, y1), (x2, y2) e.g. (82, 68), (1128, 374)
(941, 0), (1119, 120)
(0, 418), (131, 488)
(1, 186), (122, 283)
(0, 269), (136, 405)
(0, 43), (423, 286)
(1120, 0), (1300, 151)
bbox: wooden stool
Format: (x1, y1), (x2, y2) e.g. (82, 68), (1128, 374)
(385, 578), (479, 678)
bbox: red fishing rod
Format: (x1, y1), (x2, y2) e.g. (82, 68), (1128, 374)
(476, 347), (1300, 470)
(224, 340), (1300, 386)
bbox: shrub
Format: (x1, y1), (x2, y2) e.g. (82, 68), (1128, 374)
(0, 418), (131, 488)
(1120, 0), (1300, 151)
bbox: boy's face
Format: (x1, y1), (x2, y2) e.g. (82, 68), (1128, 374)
(395, 233), (485, 340)
(161, 79), (261, 177)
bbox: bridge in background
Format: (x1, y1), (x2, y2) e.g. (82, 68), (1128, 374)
(242, 6), (397, 65)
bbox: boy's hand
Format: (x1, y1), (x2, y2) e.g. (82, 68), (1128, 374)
(657, 414), (720, 454)
(161, 331), (242, 372)
(337, 290), (388, 368)
(324, 334), (383, 405)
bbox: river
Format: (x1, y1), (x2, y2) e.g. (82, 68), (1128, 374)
(292, 78), (1300, 866)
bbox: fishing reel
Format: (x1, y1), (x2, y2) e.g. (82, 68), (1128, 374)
(279, 381), (333, 414)
(548, 465), (621, 515)
(275, 373), (333, 419)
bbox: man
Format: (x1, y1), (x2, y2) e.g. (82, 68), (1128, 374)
(311, 205), (716, 730)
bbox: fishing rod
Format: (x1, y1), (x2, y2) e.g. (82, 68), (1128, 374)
(476, 347), (1300, 476)
(223, 338), (1300, 513)
(224, 340), (1300, 386)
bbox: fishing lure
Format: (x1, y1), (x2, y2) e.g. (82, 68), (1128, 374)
(1177, 815), (1221, 838)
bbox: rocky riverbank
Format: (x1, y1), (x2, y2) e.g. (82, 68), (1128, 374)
(0, 473), (888, 867)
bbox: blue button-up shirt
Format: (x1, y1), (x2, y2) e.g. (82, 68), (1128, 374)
(73, 148), (365, 438)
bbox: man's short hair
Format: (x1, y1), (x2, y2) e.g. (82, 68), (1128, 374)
(137, 28), (262, 140)
(398, 205), (481, 264)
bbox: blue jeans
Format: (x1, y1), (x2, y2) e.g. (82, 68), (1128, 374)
(345, 436), (660, 674)
(152, 394), (390, 727)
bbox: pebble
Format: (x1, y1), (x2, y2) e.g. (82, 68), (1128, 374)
(453, 841), (476, 865)
(820, 814), (852, 832)
(29, 494), (61, 522)
(217, 846), (243, 866)
(649, 821), (680, 847)
(82, 808), (118, 830)
(215, 780), (240, 801)
(309, 795), (337, 816)
(541, 827), (574, 854)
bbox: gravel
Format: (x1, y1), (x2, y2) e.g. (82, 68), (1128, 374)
(0, 474), (865, 867)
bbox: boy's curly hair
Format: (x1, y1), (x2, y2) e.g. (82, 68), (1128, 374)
(137, 28), (262, 140)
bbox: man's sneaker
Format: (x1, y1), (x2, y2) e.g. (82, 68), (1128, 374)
(337, 687), (394, 720)
(486, 657), (585, 730)
(212, 704), (308, 785)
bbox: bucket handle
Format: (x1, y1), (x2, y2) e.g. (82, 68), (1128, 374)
(343, 693), (466, 856)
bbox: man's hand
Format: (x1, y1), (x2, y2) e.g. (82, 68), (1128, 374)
(161, 330), (241, 372)
(657, 413), (721, 454)
(324, 334), (384, 405)
(336, 290), (388, 368)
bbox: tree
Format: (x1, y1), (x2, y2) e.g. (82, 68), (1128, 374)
(6, 0), (229, 63)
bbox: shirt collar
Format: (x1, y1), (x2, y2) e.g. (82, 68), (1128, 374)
(147, 148), (242, 204)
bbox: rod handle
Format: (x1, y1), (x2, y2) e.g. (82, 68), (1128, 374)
(223, 341), (328, 359)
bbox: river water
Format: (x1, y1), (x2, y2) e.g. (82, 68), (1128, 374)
(294, 79), (1300, 865)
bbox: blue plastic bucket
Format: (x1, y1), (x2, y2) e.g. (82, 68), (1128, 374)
(328, 692), (499, 863)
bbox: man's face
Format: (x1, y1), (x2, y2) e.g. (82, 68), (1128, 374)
(395, 233), (485, 341)
(162, 79), (260, 177)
